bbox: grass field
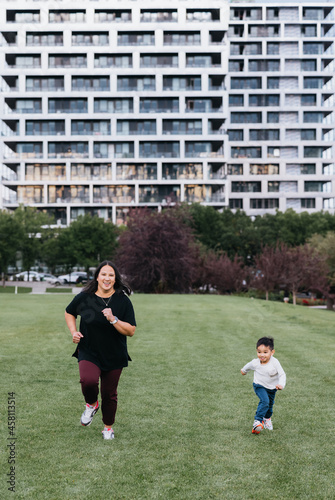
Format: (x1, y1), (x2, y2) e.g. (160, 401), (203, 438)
(1, 294), (334, 500)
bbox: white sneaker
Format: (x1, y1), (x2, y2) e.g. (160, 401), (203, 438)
(102, 428), (114, 440)
(80, 402), (99, 426)
(263, 418), (273, 430)
(252, 420), (264, 434)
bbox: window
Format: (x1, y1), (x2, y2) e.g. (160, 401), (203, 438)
(163, 120), (202, 135)
(49, 10), (86, 23)
(303, 43), (323, 54)
(302, 59), (317, 71)
(250, 164), (279, 175)
(7, 10), (40, 23)
(228, 130), (243, 141)
(229, 199), (243, 209)
(94, 98), (133, 113)
(117, 120), (156, 135)
(140, 98), (179, 113)
(26, 77), (64, 92)
(162, 163), (202, 180)
(250, 199), (279, 209)
(186, 54), (221, 67)
(139, 141), (180, 158)
(231, 147), (261, 158)
(140, 10), (178, 22)
(301, 129), (316, 140)
(48, 99), (88, 113)
(72, 32), (109, 46)
(304, 78), (324, 89)
(232, 182), (261, 193)
(26, 120), (65, 135)
(302, 95), (317, 106)
(305, 181), (331, 192)
(118, 77), (155, 91)
(118, 32), (155, 46)
(231, 77), (261, 89)
(231, 112), (261, 124)
(301, 198), (316, 208)
(94, 10), (132, 23)
(229, 95), (244, 107)
(71, 120), (111, 135)
(304, 112), (323, 123)
(249, 130), (279, 141)
(26, 32), (63, 46)
(227, 164), (243, 175)
(186, 9), (220, 22)
(164, 31), (200, 45)
(48, 142), (89, 158)
(94, 54), (132, 68)
(116, 164), (157, 180)
(71, 163), (112, 181)
(49, 54), (87, 68)
(72, 76), (109, 91)
(141, 54), (178, 68)
(163, 76), (201, 91)
(249, 95), (279, 107)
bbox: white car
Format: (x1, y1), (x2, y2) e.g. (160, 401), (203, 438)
(39, 273), (63, 285)
(11, 271), (42, 281)
(56, 271), (88, 284)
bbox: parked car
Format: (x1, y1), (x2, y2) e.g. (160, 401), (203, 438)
(56, 271), (88, 284)
(39, 273), (64, 285)
(10, 271), (42, 282)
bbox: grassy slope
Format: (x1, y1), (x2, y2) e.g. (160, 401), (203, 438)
(0, 294), (334, 499)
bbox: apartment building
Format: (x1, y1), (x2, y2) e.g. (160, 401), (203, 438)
(0, 0), (334, 225)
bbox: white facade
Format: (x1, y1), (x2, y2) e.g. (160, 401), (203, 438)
(0, 0), (334, 225)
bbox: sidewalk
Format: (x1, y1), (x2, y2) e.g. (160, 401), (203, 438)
(4, 281), (77, 294)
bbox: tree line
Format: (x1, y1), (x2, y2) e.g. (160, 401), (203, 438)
(1, 205), (335, 308)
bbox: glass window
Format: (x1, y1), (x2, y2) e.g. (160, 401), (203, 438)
(229, 95), (244, 107)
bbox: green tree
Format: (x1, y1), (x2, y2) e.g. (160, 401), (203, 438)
(0, 210), (23, 284)
(13, 206), (52, 276)
(66, 215), (118, 272)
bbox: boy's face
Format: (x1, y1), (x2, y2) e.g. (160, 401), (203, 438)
(256, 344), (275, 364)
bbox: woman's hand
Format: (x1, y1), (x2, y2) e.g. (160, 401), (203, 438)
(102, 308), (136, 337)
(72, 331), (83, 344)
(102, 307), (115, 323)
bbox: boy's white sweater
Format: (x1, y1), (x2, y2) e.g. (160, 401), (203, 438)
(241, 356), (286, 390)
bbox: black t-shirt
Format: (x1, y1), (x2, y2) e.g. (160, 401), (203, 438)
(66, 291), (136, 371)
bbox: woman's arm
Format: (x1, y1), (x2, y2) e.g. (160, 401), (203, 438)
(65, 311), (83, 344)
(101, 308), (136, 337)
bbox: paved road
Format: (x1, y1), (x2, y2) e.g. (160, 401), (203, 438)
(4, 281), (77, 294)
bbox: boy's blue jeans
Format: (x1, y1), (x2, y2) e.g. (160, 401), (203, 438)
(253, 383), (277, 422)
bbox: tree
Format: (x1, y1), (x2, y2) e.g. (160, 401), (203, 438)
(0, 210), (23, 285)
(281, 244), (328, 305)
(308, 232), (335, 310)
(116, 208), (200, 293)
(251, 245), (288, 300)
(204, 251), (247, 294)
(63, 215), (119, 273)
(13, 206), (52, 277)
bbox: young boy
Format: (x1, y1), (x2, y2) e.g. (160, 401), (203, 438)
(241, 336), (286, 434)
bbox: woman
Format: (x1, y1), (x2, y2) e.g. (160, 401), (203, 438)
(65, 261), (136, 440)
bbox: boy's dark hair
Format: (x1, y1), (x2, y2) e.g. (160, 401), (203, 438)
(256, 336), (274, 350)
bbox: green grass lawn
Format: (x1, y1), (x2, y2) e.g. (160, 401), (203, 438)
(1, 294), (334, 500)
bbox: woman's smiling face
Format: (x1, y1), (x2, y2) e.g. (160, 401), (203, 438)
(97, 265), (116, 294)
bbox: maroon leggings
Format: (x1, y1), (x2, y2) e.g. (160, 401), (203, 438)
(79, 360), (122, 426)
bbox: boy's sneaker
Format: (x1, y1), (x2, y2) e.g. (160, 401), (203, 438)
(263, 417), (273, 430)
(102, 427), (114, 440)
(252, 420), (264, 434)
(80, 401), (99, 426)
